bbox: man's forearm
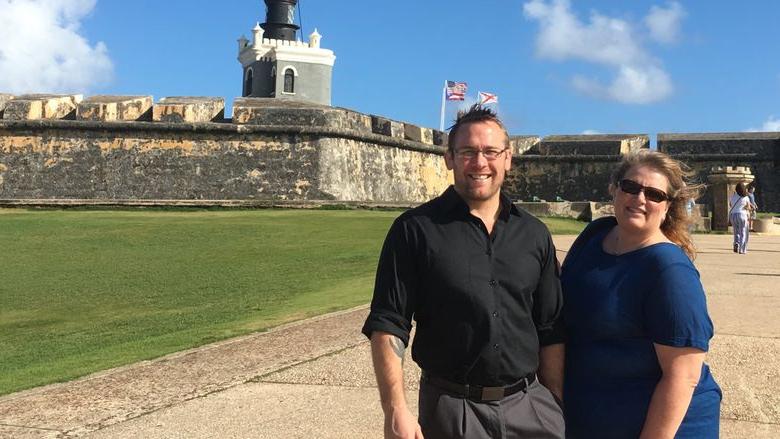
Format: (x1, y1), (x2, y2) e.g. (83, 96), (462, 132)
(370, 331), (409, 412)
(371, 332), (424, 439)
(538, 343), (565, 400)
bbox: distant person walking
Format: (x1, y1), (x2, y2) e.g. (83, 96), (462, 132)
(747, 182), (758, 231)
(729, 182), (752, 254)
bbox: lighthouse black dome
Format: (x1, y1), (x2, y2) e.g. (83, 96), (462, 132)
(262, 0), (300, 41)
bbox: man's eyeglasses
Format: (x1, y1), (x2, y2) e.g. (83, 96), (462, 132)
(453, 148), (508, 161)
(618, 179), (670, 203)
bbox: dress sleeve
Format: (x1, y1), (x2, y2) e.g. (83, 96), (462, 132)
(533, 232), (566, 346)
(360, 217), (418, 347)
(644, 261), (713, 351)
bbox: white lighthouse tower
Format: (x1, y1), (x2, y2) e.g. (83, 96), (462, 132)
(237, 0), (336, 105)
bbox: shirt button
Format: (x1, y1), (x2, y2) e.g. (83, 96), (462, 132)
(493, 343), (499, 349)
(489, 279), (497, 287)
(492, 311), (499, 317)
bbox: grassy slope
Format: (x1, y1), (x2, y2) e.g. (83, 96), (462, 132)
(0, 208), (584, 395)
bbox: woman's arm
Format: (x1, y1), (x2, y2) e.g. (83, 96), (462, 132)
(639, 344), (705, 439)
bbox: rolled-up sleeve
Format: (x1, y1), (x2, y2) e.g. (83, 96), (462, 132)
(532, 233), (566, 346)
(361, 217), (419, 347)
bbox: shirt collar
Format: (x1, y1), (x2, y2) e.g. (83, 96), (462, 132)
(439, 185), (519, 221)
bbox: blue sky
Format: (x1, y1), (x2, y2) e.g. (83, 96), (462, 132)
(1, 0), (779, 138)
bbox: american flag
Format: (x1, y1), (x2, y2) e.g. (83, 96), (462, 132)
(446, 81), (467, 101)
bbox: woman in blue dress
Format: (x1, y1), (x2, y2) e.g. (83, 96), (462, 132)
(561, 151), (721, 438)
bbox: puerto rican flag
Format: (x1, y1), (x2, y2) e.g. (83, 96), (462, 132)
(478, 91), (498, 105)
(446, 81), (467, 101)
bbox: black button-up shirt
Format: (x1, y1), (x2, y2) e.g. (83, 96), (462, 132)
(362, 186), (564, 386)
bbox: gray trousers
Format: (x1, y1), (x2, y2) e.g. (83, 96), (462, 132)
(418, 377), (565, 439)
(731, 212), (749, 253)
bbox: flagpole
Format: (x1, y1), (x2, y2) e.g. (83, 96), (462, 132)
(439, 80), (447, 132)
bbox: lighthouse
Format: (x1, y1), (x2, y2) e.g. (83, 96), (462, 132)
(237, 0), (336, 105)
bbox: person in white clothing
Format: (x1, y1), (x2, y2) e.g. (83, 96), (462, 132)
(728, 182), (751, 254)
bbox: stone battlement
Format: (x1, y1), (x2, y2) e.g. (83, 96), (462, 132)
(709, 166), (753, 174)
(238, 35), (315, 50)
(0, 92), (777, 211)
(260, 38), (310, 48)
(3, 93), (775, 157)
(0, 94), (446, 148)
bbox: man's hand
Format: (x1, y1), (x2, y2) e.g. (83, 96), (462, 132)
(384, 406), (424, 439)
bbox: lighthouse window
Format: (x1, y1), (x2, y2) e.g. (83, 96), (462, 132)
(284, 68), (295, 93)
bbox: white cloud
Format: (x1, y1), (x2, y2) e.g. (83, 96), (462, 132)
(572, 65), (672, 104)
(747, 116), (780, 132)
(645, 2), (686, 44)
(0, 0), (113, 94)
(581, 129), (602, 135)
(523, 0), (677, 104)
(523, 0), (645, 65)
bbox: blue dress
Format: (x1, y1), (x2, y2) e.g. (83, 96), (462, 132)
(561, 222), (721, 438)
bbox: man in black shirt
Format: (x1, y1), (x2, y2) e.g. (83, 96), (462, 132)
(362, 105), (565, 438)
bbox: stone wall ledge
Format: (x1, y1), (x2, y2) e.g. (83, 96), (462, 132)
(513, 154), (623, 162)
(542, 134), (648, 142)
(0, 119), (445, 155)
(539, 134), (649, 155)
(2, 120), (769, 162)
(659, 132), (780, 141)
(511, 153), (764, 162)
(666, 153), (765, 161)
(0, 198), (417, 209)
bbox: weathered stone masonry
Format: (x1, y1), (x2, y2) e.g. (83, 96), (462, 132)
(0, 94), (777, 212)
(507, 132), (778, 213)
(0, 95), (451, 204)
(658, 133), (778, 214)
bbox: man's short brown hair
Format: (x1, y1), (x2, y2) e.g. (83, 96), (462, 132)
(447, 104), (509, 151)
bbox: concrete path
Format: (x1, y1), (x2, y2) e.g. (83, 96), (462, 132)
(1, 234), (778, 438)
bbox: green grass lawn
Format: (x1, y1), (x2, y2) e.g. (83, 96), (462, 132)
(0, 208), (585, 395)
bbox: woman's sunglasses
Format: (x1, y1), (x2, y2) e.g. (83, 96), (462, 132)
(618, 179), (670, 203)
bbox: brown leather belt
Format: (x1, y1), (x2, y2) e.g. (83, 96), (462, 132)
(421, 371), (536, 402)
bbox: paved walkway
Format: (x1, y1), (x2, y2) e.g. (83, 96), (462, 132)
(1, 234), (778, 438)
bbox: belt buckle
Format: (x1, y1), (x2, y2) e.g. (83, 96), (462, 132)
(480, 386), (504, 401)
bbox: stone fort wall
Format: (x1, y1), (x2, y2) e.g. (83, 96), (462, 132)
(0, 94), (777, 212)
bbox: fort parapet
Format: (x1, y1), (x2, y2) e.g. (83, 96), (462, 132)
(0, 94), (777, 213)
(0, 94), (450, 204)
(658, 133), (778, 215)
